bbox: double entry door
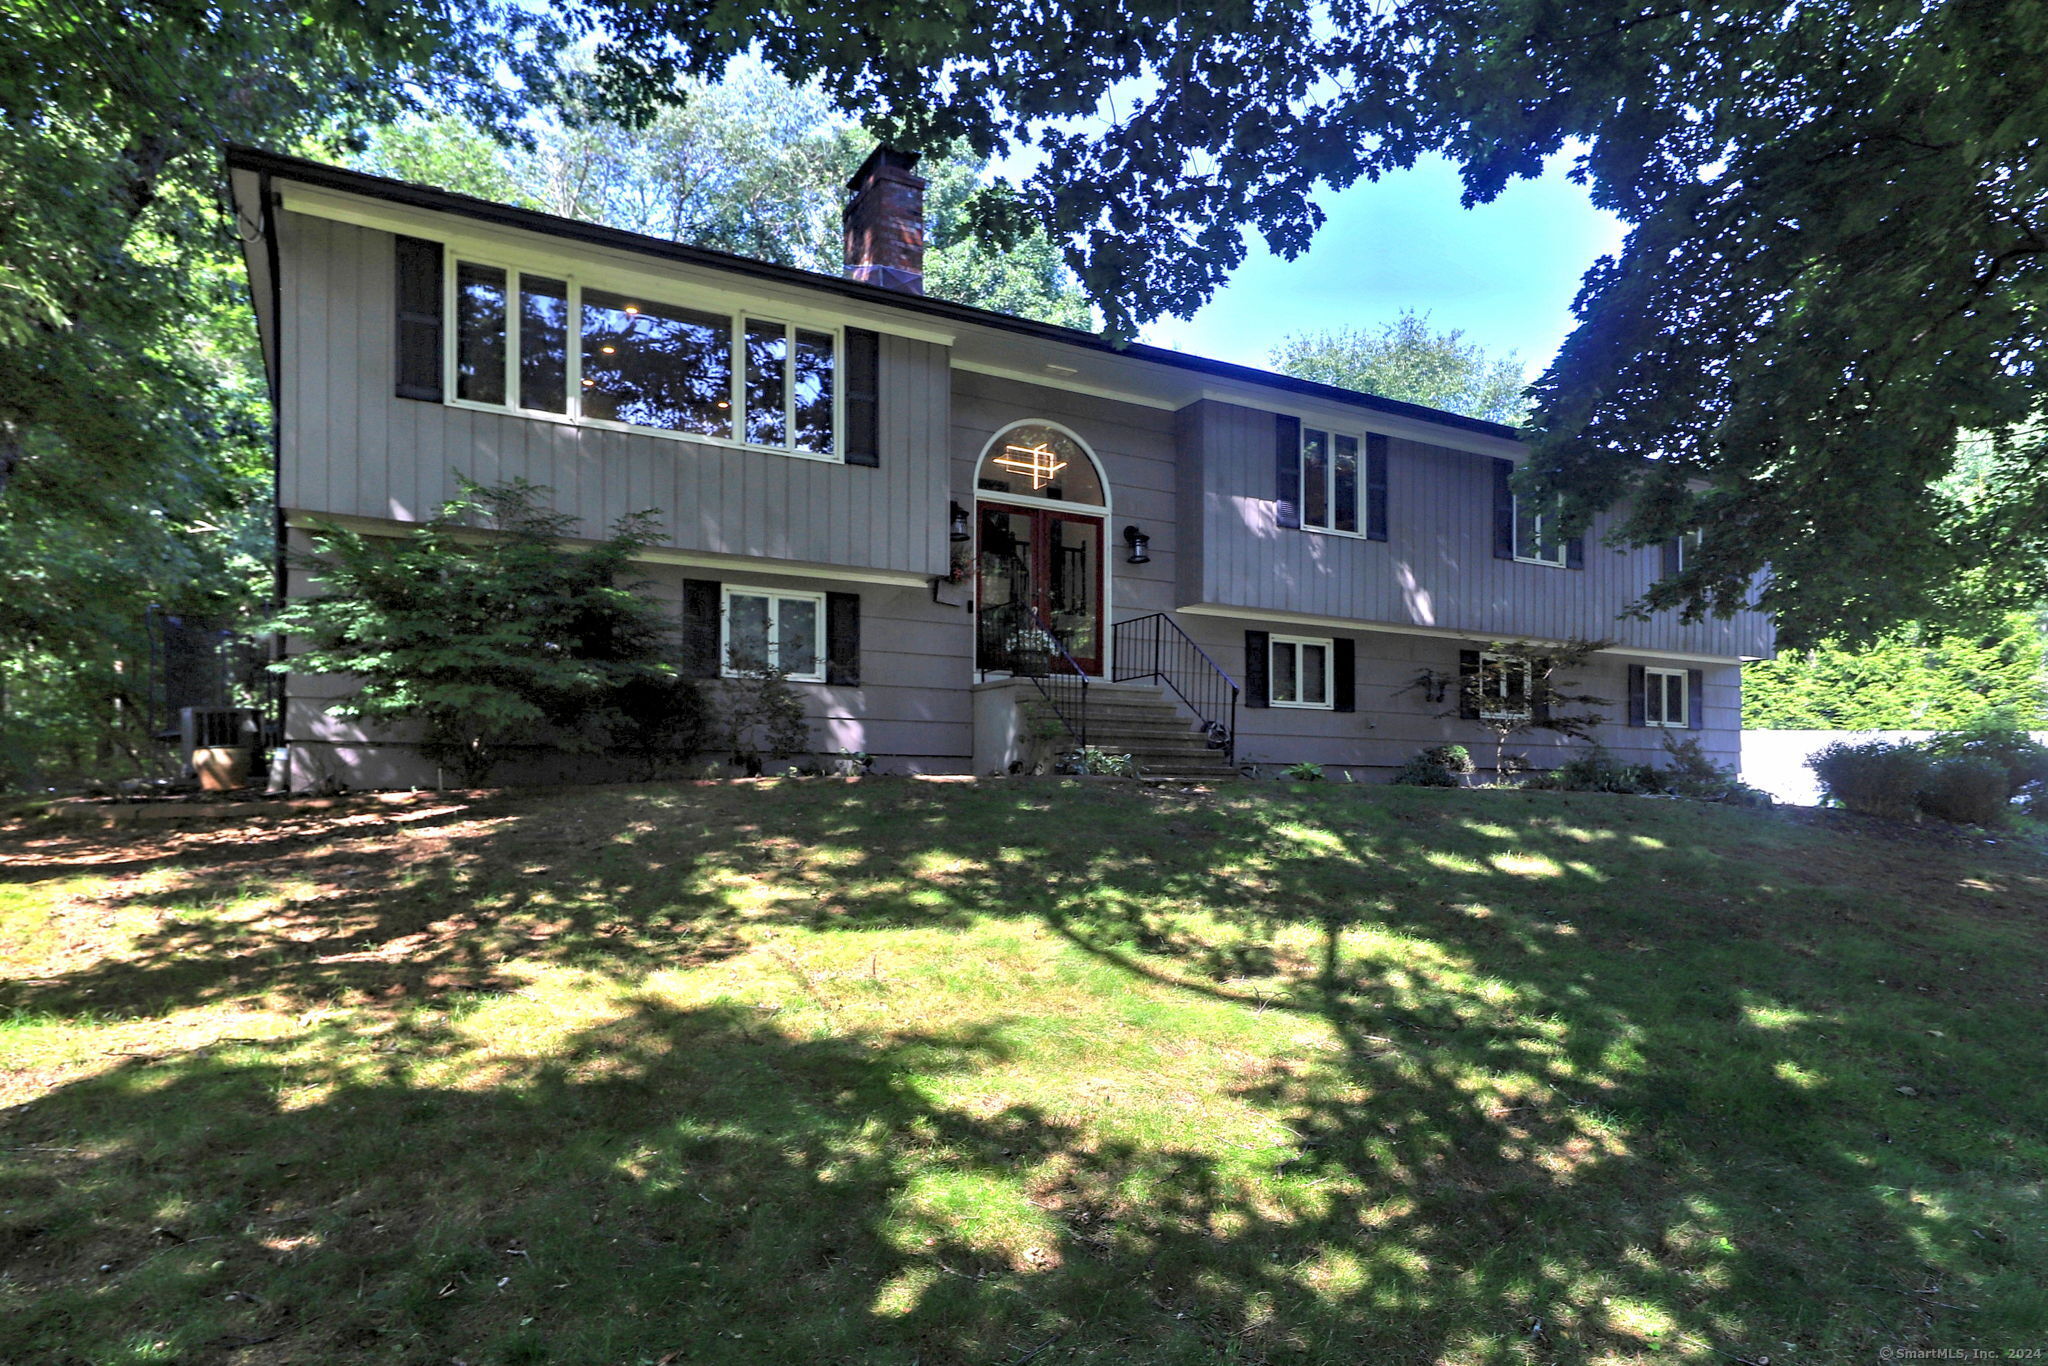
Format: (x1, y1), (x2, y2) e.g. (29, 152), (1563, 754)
(974, 500), (1104, 676)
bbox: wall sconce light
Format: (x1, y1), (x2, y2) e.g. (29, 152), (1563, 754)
(1123, 524), (1151, 564)
(949, 502), (971, 542)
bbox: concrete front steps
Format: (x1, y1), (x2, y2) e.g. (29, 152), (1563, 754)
(1022, 681), (1238, 781)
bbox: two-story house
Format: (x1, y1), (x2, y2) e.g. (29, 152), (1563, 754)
(226, 144), (1773, 790)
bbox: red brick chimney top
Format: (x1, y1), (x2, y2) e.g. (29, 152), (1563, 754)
(843, 146), (926, 294)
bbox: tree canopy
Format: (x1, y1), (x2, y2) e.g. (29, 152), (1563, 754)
(355, 65), (1092, 328)
(1271, 312), (1528, 425)
(1742, 614), (2048, 731)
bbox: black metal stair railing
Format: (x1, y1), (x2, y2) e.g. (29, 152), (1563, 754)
(1110, 613), (1240, 765)
(977, 602), (1089, 751)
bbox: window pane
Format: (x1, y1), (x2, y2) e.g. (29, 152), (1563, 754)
(581, 288), (732, 438)
(1645, 673), (1666, 724)
(1302, 429), (1330, 528)
(1666, 673), (1686, 724)
(977, 424), (1103, 504)
(1333, 434), (1359, 533)
(518, 275), (568, 413)
(1302, 643), (1328, 704)
(777, 596), (819, 677)
(1272, 642), (1298, 703)
(727, 594), (770, 673)
(1515, 497), (1541, 559)
(794, 330), (834, 454)
(455, 262), (506, 405)
(744, 319), (787, 447)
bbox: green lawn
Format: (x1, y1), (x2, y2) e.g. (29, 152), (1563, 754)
(1, 780), (2044, 1364)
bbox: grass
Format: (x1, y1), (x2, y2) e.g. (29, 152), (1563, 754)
(0, 779), (2044, 1365)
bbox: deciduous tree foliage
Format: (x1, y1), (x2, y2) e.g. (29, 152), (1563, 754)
(557, 0), (2047, 646)
(1271, 312), (1528, 425)
(1743, 614), (2048, 730)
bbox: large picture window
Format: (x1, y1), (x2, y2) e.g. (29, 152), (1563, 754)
(723, 587), (824, 681)
(449, 255), (839, 459)
(1270, 635), (1333, 709)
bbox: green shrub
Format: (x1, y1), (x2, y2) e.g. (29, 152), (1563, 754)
(1392, 744), (1473, 787)
(1284, 761), (1326, 782)
(1554, 744), (1659, 795)
(1063, 747), (1138, 777)
(1926, 721), (2048, 800)
(1916, 755), (2011, 826)
(1807, 740), (1931, 820)
(603, 674), (712, 780)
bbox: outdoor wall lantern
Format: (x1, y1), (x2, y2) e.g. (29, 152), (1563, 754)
(949, 501), (972, 542)
(1123, 525), (1151, 564)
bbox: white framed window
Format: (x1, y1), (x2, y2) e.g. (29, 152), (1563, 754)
(1672, 528), (1703, 571)
(1299, 427), (1363, 535)
(1644, 667), (1690, 728)
(448, 253), (840, 460)
(1512, 494), (1567, 566)
(722, 587), (825, 681)
(1270, 635), (1333, 709)
(1478, 651), (1533, 720)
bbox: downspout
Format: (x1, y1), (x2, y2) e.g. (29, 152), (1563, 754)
(258, 167), (288, 791)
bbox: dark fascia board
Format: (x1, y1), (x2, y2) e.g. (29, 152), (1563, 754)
(223, 143), (1524, 444)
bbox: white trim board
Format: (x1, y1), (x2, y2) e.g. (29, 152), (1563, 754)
(1173, 602), (1753, 664)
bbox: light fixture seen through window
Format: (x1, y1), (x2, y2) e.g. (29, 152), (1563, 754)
(1123, 525), (1150, 564)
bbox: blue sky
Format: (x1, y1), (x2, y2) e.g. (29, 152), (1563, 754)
(1134, 152), (1629, 382)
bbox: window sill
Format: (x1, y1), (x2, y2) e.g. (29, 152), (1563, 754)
(445, 397), (843, 464)
(1271, 700), (1334, 711)
(721, 670), (826, 684)
(1510, 554), (1567, 568)
(1299, 524), (1373, 541)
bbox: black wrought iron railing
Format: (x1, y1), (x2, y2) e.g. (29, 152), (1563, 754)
(977, 603), (1090, 750)
(1112, 613), (1240, 765)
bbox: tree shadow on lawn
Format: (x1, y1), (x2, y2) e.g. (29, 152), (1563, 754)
(2, 781), (2041, 1363)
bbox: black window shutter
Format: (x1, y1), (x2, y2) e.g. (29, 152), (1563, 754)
(394, 236), (443, 402)
(1627, 664), (1647, 727)
(826, 592), (861, 685)
(682, 579), (722, 678)
(1274, 415), (1301, 529)
(1661, 537), (1681, 579)
(1566, 533), (1585, 570)
(843, 328), (880, 467)
(1333, 638), (1356, 712)
(1245, 630), (1270, 707)
(1458, 649), (1481, 719)
(1492, 460), (1514, 559)
(1688, 668), (1705, 730)
(1365, 434), (1389, 541)
(1531, 656), (1552, 723)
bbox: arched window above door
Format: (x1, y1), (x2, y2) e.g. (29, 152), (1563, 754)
(975, 423), (1105, 507)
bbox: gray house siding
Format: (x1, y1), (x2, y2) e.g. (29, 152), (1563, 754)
(258, 167), (1771, 791)
(1172, 611), (1743, 776)
(1180, 399), (1774, 660)
(280, 534), (975, 788)
(278, 211), (951, 579)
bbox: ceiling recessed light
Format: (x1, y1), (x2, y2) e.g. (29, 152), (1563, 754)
(1043, 363), (1078, 377)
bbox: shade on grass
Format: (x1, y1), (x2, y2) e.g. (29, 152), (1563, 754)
(2, 781), (2044, 1364)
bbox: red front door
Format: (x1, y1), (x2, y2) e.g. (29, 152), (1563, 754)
(974, 501), (1105, 675)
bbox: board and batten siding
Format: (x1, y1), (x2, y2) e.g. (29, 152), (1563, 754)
(278, 211), (951, 578)
(1182, 399), (1774, 660)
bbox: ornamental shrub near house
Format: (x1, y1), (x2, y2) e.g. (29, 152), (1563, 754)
(1807, 741), (1932, 821)
(1915, 756), (2012, 826)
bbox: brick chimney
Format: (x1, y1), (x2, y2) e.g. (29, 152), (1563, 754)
(843, 146), (926, 293)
